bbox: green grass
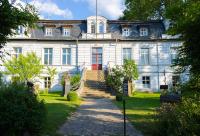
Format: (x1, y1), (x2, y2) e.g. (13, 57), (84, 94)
(39, 92), (81, 136)
(114, 92), (160, 136)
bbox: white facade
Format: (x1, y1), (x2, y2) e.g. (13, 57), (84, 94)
(2, 40), (184, 92)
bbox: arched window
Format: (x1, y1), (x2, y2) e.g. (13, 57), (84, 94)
(91, 22), (96, 33)
(99, 22), (104, 33)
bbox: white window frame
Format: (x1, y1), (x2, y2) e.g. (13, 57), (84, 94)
(142, 76), (151, 88)
(45, 27), (53, 36)
(44, 48), (53, 65)
(140, 27), (148, 36)
(63, 28), (70, 36)
(13, 47), (22, 58)
(17, 26), (25, 34)
(44, 77), (51, 89)
(122, 28), (130, 37)
(123, 48), (132, 62)
(141, 48), (150, 65)
(172, 75), (180, 87)
(91, 22), (96, 34)
(170, 47), (178, 64)
(62, 48), (71, 65)
(99, 22), (104, 33)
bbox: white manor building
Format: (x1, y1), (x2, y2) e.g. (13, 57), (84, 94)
(1, 16), (188, 91)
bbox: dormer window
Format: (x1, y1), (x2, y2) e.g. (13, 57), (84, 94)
(45, 27), (52, 36)
(122, 28), (130, 37)
(99, 22), (104, 33)
(140, 27), (148, 36)
(63, 28), (70, 36)
(16, 25), (25, 34)
(91, 22), (96, 34)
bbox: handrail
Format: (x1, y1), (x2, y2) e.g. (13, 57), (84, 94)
(76, 63), (87, 96)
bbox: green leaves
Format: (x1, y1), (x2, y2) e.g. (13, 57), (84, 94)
(106, 59), (139, 93)
(4, 52), (43, 82)
(0, 0), (38, 54)
(123, 59), (139, 81)
(121, 0), (165, 20)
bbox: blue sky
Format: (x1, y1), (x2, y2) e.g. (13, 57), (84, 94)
(17, 0), (125, 20)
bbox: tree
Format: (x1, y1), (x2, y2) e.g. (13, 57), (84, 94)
(106, 66), (124, 93)
(46, 66), (57, 89)
(4, 52), (43, 83)
(121, 0), (173, 20)
(166, 1), (200, 76)
(0, 0), (38, 58)
(123, 59), (139, 95)
(122, 0), (200, 91)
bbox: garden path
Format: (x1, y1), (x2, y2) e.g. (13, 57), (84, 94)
(58, 88), (143, 136)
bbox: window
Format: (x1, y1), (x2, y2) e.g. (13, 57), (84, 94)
(140, 27), (148, 36)
(99, 22), (104, 33)
(62, 48), (71, 65)
(123, 48), (132, 61)
(63, 28), (70, 36)
(44, 77), (51, 88)
(44, 48), (53, 65)
(172, 76), (180, 87)
(122, 28), (130, 37)
(91, 22), (96, 33)
(17, 26), (24, 34)
(45, 28), (52, 36)
(13, 47), (22, 58)
(141, 48), (150, 65)
(170, 47), (178, 64)
(142, 76), (150, 88)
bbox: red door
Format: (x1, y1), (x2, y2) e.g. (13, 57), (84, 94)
(92, 47), (102, 70)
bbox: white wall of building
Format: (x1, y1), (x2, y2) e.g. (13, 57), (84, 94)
(1, 40), (184, 92)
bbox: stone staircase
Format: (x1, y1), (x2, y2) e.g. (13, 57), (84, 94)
(81, 70), (113, 99)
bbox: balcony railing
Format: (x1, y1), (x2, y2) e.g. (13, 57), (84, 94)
(82, 33), (112, 39)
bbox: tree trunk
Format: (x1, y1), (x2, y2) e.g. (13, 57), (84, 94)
(128, 80), (132, 96)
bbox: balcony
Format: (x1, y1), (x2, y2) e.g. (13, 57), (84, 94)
(82, 33), (112, 39)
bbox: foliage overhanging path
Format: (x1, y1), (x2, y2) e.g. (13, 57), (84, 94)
(58, 97), (143, 136)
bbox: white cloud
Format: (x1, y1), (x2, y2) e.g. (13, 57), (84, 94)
(9, 0), (26, 8)
(29, 0), (73, 19)
(73, 0), (125, 19)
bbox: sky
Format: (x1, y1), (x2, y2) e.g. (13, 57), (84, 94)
(15, 0), (125, 20)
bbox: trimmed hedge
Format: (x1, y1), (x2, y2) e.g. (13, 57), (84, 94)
(67, 91), (79, 101)
(0, 84), (46, 136)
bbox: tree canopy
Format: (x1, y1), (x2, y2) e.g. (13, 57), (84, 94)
(122, 0), (200, 76)
(0, 0), (38, 58)
(4, 52), (43, 82)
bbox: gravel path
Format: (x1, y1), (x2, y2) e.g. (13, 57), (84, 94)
(58, 97), (143, 136)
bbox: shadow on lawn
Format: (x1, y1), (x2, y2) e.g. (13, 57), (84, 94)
(42, 101), (80, 136)
(115, 93), (160, 136)
(127, 113), (158, 136)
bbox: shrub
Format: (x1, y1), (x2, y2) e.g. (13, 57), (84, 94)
(70, 74), (81, 91)
(116, 93), (123, 101)
(67, 91), (79, 101)
(154, 96), (200, 136)
(34, 84), (40, 94)
(0, 84), (46, 136)
(105, 66), (123, 93)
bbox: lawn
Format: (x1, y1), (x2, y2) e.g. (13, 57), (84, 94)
(114, 92), (160, 136)
(39, 92), (81, 136)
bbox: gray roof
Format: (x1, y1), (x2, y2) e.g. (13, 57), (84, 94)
(15, 19), (166, 40)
